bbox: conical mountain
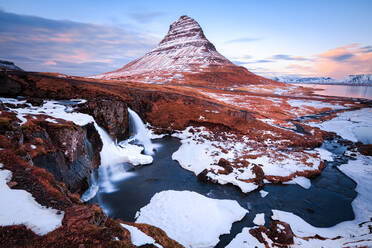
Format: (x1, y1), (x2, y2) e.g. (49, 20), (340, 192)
(91, 15), (277, 87)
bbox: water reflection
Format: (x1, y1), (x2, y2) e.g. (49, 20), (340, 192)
(295, 84), (372, 100)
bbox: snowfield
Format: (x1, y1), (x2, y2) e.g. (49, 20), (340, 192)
(135, 190), (247, 248)
(0, 166), (64, 235)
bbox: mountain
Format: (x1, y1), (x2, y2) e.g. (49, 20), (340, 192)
(273, 74), (372, 86)
(0, 60), (22, 71)
(90, 15), (277, 87)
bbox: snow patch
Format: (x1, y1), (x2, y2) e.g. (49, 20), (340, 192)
(253, 213), (265, 226)
(0, 169), (64, 235)
(120, 223), (163, 247)
(135, 190), (247, 248)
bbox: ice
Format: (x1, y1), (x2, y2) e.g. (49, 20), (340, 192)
(0, 169), (64, 235)
(135, 190), (247, 248)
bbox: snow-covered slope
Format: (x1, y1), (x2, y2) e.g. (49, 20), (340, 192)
(90, 16), (234, 81)
(273, 74), (372, 85)
(0, 60), (22, 71)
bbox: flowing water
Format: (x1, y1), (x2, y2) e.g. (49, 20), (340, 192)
(85, 109), (358, 247)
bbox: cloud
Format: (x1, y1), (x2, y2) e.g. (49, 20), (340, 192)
(255, 59), (272, 63)
(0, 10), (158, 76)
(232, 60), (247, 66)
(225, 37), (261, 44)
(361, 46), (372, 53)
(313, 43), (372, 78)
(130, 11), (165, 23)
(241, 44), (372, 79)
(233, 59), (272, 65)
(271, 54), (310, 61)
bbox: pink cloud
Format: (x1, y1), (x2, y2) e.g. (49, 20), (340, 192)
(313, 43), (372, 79)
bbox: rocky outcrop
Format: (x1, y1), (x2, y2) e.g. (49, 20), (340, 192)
(78, 97), (129, 141)
(0, 105), (102, 194)
(0, 60), (23, 71)
(249, 220), (295, 246)
(0, 70), (23, 96)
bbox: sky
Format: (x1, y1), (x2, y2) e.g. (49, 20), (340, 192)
(0, 0), (371, 78)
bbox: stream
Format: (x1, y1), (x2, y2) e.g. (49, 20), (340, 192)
(85, 109), (358, 247)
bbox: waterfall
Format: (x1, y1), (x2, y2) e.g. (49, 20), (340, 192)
(81, 108), (157, 200)
(127, 108), (157, 155)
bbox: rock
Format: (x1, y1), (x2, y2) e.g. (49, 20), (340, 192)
(268, 220), (295, 245)
(217, 158), (234, 174)
(26, 97), (44, 106)
(32, 121), (102, 194)
(0, 71), (23, 96)
(79, 98), (129, 141)
(251, 164), (264, 186)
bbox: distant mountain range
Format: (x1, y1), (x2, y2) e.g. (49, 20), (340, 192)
(272, 74), (372, 86)
(0, 60), (22, 71)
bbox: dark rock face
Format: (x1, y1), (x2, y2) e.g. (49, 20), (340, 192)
(79, 98), (129, 141)
(31, 121), (103, 194)
(0, 71), (23, 96)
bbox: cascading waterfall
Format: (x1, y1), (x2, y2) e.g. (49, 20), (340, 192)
(127, 108), (158, 155)
(82, 108), (157, 201)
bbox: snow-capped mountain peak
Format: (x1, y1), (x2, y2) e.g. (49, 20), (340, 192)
(90, 15), (233, 81)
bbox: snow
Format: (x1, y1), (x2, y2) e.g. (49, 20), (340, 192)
(172, 127), (259, 193)
(135, 190), (247, 248)
(253, 213), (265, 226)
(287, 99), (346, 110)
(120, 223), (163, 248)
(309, 108), (372, 144)
(274, 74), (372, 86)
(283, 176), (311, 189)
(172, 126), (326, 193)
(315, 148), (334, 161)
(0, 169), (64, 235)
(226, 227), (264, 248)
